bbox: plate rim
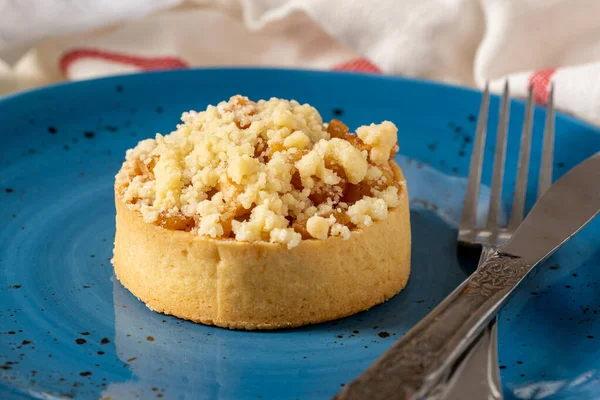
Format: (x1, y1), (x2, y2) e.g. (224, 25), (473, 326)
(1, 67), (598, 134)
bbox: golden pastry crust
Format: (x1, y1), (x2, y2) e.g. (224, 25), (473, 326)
(112, 163), (411, 330)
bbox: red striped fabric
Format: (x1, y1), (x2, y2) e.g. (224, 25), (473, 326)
(529, 68), (556, 105)
(59, 48), (189, 76)
(332, 58), (382, 74)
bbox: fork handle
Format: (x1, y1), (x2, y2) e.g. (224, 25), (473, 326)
(439, 245), (503, 400)
(439, 320), (503, 400)
(335, 252), (532, 400)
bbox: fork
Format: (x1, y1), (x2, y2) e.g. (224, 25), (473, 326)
(441, 81), (555, 399)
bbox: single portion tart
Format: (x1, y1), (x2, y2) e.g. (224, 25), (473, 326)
(112, 95), (411, 330)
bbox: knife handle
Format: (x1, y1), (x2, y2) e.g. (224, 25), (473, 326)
(335, 252), (532, 400)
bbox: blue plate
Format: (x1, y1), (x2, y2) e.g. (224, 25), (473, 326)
(1, 69), (599, 400)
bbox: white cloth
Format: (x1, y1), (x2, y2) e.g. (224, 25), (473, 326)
(2, 0), (600, 124)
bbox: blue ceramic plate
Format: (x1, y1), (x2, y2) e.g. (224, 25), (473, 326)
(1, 69), (599, 400)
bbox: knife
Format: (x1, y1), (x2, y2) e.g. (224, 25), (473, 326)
(335, 152), (600, 400)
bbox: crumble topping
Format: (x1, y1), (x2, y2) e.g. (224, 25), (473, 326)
(116, 95), (405, 248)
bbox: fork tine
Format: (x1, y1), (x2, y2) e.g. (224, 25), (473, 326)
(486, 81), (510, 231)
(538, 83), (555, 198)
(460, 83), (490, 235)
(508, 86), (535, 230)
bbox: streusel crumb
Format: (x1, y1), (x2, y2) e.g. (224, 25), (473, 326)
(115, 95), (405, 248)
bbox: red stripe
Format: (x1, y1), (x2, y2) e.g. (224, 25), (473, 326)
(529, 68), (556, 105)
(332, 58), (382, 74)
(59, 48), (189, 76)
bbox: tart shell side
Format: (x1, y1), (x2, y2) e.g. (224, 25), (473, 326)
(112, 164), (411, 330)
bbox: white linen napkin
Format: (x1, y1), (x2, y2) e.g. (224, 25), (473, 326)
(1, 0), (600, 124)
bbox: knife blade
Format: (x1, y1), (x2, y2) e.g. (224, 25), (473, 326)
(336, 152), (600, 400)
(502, 152), (600, 263)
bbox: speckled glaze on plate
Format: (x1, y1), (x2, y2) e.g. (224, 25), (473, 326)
(1, 69), (599, 400)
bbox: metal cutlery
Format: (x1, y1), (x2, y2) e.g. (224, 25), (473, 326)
(442, 82), (555, 400)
